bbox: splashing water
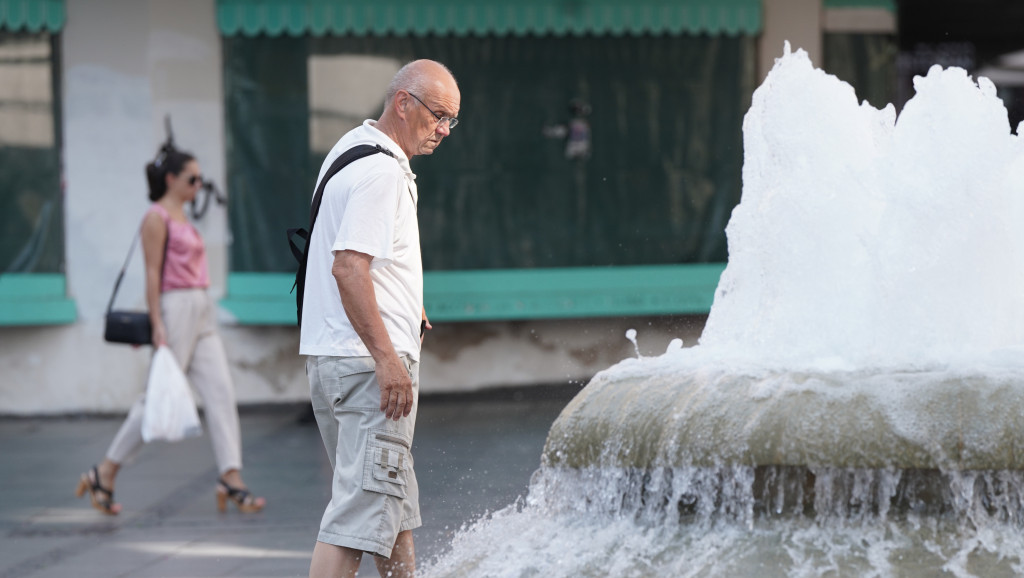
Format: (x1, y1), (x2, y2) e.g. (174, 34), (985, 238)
(666, 338), (684, 353)
(625, 328), (640, 358)
(424, 467), (1024, 577)
(422, 45), (1024, 577)
(697, 43), (1024, 373)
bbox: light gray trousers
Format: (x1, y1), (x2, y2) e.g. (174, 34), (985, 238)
(106, 289), (243, 474)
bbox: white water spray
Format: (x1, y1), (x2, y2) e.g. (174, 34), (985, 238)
(687, 43), (1024, 372)
(423, 45), (1024, 577)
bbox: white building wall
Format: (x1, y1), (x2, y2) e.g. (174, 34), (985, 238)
(0, 0), (258, 414)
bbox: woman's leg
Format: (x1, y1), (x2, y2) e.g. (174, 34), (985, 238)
(80, 291), (200, 513)
(188, 331), (242, 474)
(189, 329), (265, 510)
(100, 292), (198, 492)
(79, 397), (146, 514)
(105, 395), (146, 467)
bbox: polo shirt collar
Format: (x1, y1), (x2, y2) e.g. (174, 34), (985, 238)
(363, 119), (414, 178)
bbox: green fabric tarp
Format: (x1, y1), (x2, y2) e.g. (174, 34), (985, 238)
(824, 32), (898, 110)
(0, 31), (63, 273)
(224, 34), (755, 272)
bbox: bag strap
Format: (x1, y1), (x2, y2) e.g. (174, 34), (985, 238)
(312, 144), (397, 227)
(287, 143), (397, 327)
(106, 217), (170, 315)
(292, 142), (399, 251)
(287, 143), (396, 274)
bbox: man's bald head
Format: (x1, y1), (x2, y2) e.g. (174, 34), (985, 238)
(377, 59), (460, 159)
(385, 60), (458, 107)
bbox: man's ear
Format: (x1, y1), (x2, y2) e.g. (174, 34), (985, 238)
(393, 91), (409, 120)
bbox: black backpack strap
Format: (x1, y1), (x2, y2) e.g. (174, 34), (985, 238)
(289, 143), (396, 326)
(312, 144), (395, 227)
(286, 228), (308, 263)
(287, 144), (391, 270)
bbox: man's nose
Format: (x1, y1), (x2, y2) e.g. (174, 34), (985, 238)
(436, 121), (451, 137)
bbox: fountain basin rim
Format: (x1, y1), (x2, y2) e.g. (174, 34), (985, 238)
(543, 365), (1024, 471)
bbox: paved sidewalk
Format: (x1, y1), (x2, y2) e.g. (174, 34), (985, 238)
(0, 393), (570, 577)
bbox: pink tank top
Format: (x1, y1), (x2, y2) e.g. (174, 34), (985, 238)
(147, 204), (210, 292)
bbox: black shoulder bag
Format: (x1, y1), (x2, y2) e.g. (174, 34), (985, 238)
(288, 144), (395, 327)
(104, 225), (168, 345)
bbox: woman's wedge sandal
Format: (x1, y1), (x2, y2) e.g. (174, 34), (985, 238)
(216, 478), (265, 513)
(75, 466), (120, 516)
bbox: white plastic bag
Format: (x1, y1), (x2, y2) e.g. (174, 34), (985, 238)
(141, 345), (202, 443)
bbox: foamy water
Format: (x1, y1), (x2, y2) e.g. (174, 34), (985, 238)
(424, 467), (1024, 577)
(421, 45), (1024, 577)
(694, 43), (1024, 372)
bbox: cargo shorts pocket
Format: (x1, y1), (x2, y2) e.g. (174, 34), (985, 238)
(362, 429), (411, 499)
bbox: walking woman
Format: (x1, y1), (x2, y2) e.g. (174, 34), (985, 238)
(75, 147), (265, 515)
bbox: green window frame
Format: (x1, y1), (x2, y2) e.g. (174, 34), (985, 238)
(0, 2), (75, 326)
(0, 273), (75, 325)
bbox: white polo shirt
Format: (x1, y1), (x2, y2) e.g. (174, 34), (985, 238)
(299, 120), (422, 361)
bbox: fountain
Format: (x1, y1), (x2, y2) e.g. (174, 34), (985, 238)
(423, 44), (1024, 577)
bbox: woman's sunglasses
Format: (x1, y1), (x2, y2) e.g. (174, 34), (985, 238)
(187, 174), (203, 186)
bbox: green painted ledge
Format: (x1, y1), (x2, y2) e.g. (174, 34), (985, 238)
(220, 264), (726, 325)
(0, 273), (77, 326)
(823, 0), (895, 11)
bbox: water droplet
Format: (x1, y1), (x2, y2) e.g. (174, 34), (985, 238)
(625, 329), (640, 358)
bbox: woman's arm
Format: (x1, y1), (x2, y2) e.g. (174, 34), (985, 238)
(140, 211), (168, 346)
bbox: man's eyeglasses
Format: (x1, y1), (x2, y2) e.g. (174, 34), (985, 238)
(406, 92), (459, 130)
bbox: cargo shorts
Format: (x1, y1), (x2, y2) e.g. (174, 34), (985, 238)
(307, 355), (421, 558)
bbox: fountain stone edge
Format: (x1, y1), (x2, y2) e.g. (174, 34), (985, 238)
(542, 367), (1024, 471)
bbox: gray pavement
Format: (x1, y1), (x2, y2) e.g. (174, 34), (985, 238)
(0, 392), (572, 577)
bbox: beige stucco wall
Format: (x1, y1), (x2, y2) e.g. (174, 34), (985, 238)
(0, 0), (244, 415)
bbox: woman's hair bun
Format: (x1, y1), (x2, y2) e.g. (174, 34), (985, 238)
(145, 145), (195, 201)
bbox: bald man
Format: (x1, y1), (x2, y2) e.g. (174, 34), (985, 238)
(301, 60), (460, 578)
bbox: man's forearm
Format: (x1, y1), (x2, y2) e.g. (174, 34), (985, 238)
(333, 257), (400, 364)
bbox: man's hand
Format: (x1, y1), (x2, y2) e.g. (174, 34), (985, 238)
(421, 309), (431, 344)
(334, 250), (414, 420)
(377, 355), (413, 420)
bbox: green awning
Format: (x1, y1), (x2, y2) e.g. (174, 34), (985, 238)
(216, 0), (761, 37)
(0, 0), (64, 32)
(824, 0), (895, 11)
